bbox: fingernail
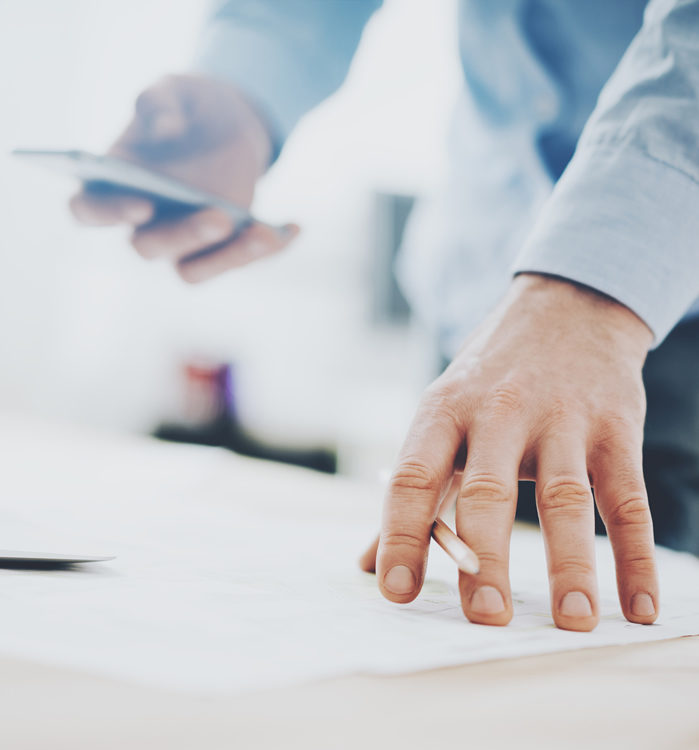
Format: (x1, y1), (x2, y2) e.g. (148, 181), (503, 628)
(470, 585), (505, 615)
(560, 591), (593, 618)
(631, 592), (655, 618)
(126, 204), (152, 225)
(383, 565), (415, 595)
(197, 223), (226, 243)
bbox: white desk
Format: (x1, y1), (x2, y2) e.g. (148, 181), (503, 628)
(0, 414), (697, 749)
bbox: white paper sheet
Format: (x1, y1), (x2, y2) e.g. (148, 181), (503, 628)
(1, 415), (698, 695)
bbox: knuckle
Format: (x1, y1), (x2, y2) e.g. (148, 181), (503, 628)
(421, 376), (472, 424)
(595, 413), (644, 452)
(623, 552), (655, 565)
(469, 549), (506, 568)
(421, 381), (459, 417)
(390, 461), (442, 495)
(485, 383), (524, 416)
(538, 477), (591, 513)
(594, 426), (643, 465)
(543, 397), (571, 427)
(605, 494), (651, 528)
(620, 552), (656, 575)
(459, 474), (512, 505)
(550, 556), (595, 579)
(380, 530), (428, 552)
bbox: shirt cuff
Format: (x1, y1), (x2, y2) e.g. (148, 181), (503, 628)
(513, 145), (699, 346)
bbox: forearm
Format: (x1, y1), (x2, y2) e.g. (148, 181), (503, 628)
(192, 0), (382, 158)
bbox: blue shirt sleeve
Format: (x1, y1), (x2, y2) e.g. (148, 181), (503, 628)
(192, 0), (381, 158)
(513, 0), (699, 345)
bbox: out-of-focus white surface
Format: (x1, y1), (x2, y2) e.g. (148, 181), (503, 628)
(0, 0), (462, 476)
(1, 416), (698, 695)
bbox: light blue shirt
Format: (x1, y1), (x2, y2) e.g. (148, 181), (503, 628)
(194, 0), (699, 354)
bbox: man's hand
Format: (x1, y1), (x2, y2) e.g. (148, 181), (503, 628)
(70, 74), (298, 282)
(361, 274), (659, 632)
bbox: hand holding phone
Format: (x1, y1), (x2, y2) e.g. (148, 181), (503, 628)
(22, 75), (298, 283)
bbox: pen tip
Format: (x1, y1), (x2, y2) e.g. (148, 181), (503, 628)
(457, 564), (480, 576)
(458, 554), (480, 576)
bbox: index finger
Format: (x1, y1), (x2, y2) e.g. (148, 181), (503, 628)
(358, 471), (464, 574)
(377, 390), (466, 603)
(70, 189), (154, 227)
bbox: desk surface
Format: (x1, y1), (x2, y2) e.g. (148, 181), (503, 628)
(1, 637), (698, 750)
(0, 414), (697, 749)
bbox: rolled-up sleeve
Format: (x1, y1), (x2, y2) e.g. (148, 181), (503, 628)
(513, 0), (699, 345)
(193, 0), (381, 156)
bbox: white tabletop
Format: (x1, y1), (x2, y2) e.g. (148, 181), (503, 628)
(1, 413), (697, 749)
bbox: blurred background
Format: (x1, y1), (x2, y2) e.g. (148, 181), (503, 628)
(0, 0), (462, 480)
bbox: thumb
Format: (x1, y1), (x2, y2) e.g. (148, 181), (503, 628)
(358, 534), (380, 573)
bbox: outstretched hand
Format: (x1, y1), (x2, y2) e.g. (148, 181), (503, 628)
(361, 274), (658, 632)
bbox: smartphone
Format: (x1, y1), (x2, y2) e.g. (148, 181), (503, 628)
(12, 148), (264, 230)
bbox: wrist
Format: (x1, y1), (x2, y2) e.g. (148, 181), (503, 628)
(509, 273), (653, 361)
(190, 73), (274, 174)
(232, 89), (274, 175)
